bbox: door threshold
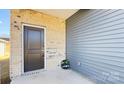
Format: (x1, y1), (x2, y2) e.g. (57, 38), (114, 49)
(22, 69), (47, 76)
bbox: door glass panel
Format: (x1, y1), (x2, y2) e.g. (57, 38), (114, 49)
(28, 30), (41, 49)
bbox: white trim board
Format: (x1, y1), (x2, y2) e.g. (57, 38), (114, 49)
(22, 23), (47, 75)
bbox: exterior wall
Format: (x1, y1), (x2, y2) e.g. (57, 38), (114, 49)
(10, 9), (66, 78)
(5, 42), (10, 56)
(67, 9), (124, 83)
(0, 41), (10, 58)
(0, 42), (5, 56)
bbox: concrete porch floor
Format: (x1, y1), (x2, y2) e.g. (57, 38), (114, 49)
(11, 68), (95, 84)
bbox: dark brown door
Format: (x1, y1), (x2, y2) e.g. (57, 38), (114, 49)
(24, 26), (44, 72)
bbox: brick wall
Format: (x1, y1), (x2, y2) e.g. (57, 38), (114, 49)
(10, 9), (66, 78)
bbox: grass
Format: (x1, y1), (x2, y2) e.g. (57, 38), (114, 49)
(0, 55), (10, 84)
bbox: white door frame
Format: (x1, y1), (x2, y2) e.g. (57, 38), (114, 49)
(22, 23), (47, 74)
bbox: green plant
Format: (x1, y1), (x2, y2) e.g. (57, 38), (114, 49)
(61, 59), (70, 69)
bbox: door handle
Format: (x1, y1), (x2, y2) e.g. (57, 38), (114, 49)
(42, 54), (44, 57)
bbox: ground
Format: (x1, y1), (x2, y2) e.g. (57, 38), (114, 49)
(0, 55), (10, 84)
(11, 68), (95, 84)
(0, 55), (95, 84)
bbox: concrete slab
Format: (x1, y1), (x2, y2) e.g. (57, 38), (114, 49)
(11, 68), (95, 84)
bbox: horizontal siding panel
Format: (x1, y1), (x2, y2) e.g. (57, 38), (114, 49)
(67, 47), (124, 53)
(70, 61), (124, 83)
(70, 10), (115, 27)
(67, 52), (124, 67)
(66, 9), (124, 83)
(71, 23), (124, 36)
(69, 55), (124, 73)
(71, 10), (124, 30)
(71, 28), (124, 38)
(67, 9), (106, 25)
(69, 43), (124, 48)
(67, 51), (124, 63)
(71, 34), (124, 41)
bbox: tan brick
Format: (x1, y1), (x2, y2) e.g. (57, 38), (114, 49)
(10, 9), (66, 78)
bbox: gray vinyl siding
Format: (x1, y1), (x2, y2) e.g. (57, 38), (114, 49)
(66, 9), (124, 83)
